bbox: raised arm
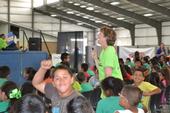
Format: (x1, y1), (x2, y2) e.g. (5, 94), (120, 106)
(32, 60), (52, 94)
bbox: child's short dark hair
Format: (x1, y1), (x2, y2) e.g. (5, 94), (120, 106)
(52, 65), (73, 78)
(81, 63), (89, 72)
(0, 66), (10, 78)
(67, 96), (94, 113)
(24, 67), (36, 81)
(61, 53), (69, 61)
(121, 85), (143, 106)
(12, 94), (46, 113)
(101, 77), (123, 96)
(76, 72), (85, 83)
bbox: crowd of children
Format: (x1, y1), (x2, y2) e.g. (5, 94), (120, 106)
(1, 39), (170, 113)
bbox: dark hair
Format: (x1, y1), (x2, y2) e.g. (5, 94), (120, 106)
(61, 53), (70, 61)
(13, 94), (46, 113)
(81, 63), (89, 72)
(1, 81), (21, 109)
(160, 67), (170, 85)
(52, 65), (73, 78)
(24, 67), (36, 81)
(101, 77), (123, 96)
(67, 96), (94, 113)
(76, 72), (86, 83)
(149, 72), (162, 88)
(121, 85), (143, 106)
(134, 68), (146, 77)
(143, 56), (150, 64)
(126, 58), (131, 62)
(0, 66), (10, 78)
(100, 26), (116, 46)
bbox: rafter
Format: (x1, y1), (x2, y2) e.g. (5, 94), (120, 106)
(63, 1), (135, 30)
(127, 0), (170, 17)
(33, 8), (96, 30)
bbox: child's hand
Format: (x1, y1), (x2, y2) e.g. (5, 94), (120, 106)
(40, 60), (52, 70)
(143, 92), (151, 96)
(91, 49), (98, 60)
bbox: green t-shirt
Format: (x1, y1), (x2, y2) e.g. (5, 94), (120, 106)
(80, 83), (93, 93)
(96, 96), (143, 113)
(87, 69), (95, 77)
(98, 46), (123, 81)
(72, 81), (82, 92)
(0, 101), (9, 113)
(96, 96), (123, 113)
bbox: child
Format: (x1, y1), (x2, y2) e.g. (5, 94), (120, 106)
(67, 96), (95, 113)
(32, 60), (92, 113)
(132, 68), (161, 111)
(115, 85), (144, 113)
(76, 72), (93, 93)
(12, 94), (47, 113)
(96, 77), (124, 113)
(0, 66), (10, 87)
(81, 63), (90, 80)
(0, 81), (21, 113)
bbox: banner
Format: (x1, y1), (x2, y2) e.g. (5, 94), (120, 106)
(119, 47), (155, 61)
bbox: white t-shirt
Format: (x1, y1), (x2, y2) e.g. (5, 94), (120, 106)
(116, 108), (144, 113)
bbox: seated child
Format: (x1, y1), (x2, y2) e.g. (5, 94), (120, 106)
(67, 96), (95, 113)
(76, 72), (93, 93)
(0, 66), (10, 87)
(115, 85), (144, 113)
(96, 77), (124, 113)
(0, 81), (21, 113)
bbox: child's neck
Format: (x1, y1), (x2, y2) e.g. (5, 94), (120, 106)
(134, 81), (143, 86)
(128, 106), (138, 113)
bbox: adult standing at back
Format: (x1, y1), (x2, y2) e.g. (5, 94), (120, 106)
(92, 26), (123, 81)
(156, 42), (167, 58)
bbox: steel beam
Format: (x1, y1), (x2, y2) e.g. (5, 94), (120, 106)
(33, 8), (96, 30)
(81, 0), (161, 28)
(63, 2), (134, 30)
(127, 0), (170, 17)
(40, 6), (107, 28)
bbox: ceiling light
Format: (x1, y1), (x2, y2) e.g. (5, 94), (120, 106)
(144, 13), (153, 17)
(104, 13), (109, 16)
(75, 13), (81, 16)
(74, 3), (80, 6)
(90, 18), (95, 21)
(80, 5), (86, 8)
(95, 20), (102, 23)
(83, 16), (89, 19)
(77, 23), (83, 25)
(67, 11), (74, 14)
(68, 1), (73, 4)
(86, 7), (94, 11)
(110, 2), (120, 5)
(117, 17), (125, 20)
(94, 10), (100, 13)
(51, 14), (57, 17)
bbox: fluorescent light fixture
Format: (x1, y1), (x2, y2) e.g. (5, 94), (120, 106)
(94, 10), (100, 13)
(144, 13), (153, 17)
(83, 16), (89, 19)
(95, 20), (102, 23)
(90, 18), (95, 21)
(68, 1), (73, 4)
(74, 3), (80, 6)
(67, 11), (74, 14)
(75, 13), (81, 16)
(80, 5), (86, 8)
(110, 2), (120, 5)
(51, 14), (57, 17)
(104, 13), (109, 16)
(77, 23), (83, 25)
(117, 17), (125, 20)
(86, 7), (94, 11)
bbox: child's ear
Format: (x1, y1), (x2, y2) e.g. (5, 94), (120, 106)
(71, 76), (74, 84)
